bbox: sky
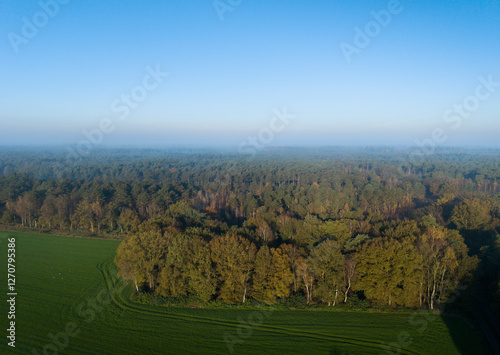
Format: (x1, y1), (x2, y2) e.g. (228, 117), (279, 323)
(0, 0), (499, 149)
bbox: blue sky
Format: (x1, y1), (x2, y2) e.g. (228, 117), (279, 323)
(0, 0), (499, 148)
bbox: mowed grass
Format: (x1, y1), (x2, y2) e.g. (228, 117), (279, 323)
(0, 231), (490, 355)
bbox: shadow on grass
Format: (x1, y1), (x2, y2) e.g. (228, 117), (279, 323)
(440, 312), (492, 355)
(441, 229), (500, 355)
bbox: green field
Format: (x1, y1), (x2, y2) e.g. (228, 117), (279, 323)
(0, 232), (490, 354)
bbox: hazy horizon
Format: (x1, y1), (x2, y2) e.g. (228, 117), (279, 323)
(1, 1), (499, 148)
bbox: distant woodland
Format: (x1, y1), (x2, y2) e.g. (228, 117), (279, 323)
(0, 147), (499, 312)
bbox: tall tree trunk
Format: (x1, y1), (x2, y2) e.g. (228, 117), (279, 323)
(437, 268), (447, 305)
(419, 281), (423, 308)
(427, 269), (431, 308)
(430, 280), (437, 310)
(305, 284), (310, 305)
(344, 280), (351, 303)
(149, 274), (154, 290)
(293, 271), (297, 293)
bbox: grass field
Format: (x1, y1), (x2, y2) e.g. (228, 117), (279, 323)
(0, 231), (490, 354)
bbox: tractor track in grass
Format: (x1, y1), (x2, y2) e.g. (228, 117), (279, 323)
(98, 261), (422, 355)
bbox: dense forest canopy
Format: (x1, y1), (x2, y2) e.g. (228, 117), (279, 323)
(0, 146), (498, 311)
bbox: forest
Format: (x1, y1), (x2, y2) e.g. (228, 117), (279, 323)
(0, 146), (499, 313)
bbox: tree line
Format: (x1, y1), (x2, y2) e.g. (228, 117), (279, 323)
(0, 147), (498, 309)
(115, 218), (478, 308)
